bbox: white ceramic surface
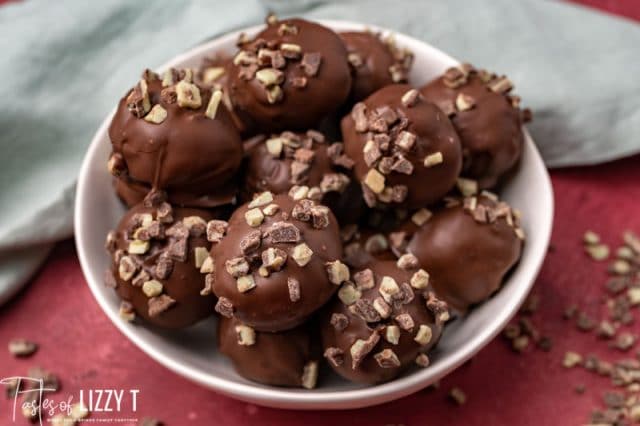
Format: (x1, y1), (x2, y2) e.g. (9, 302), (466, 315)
(75, 20), (554, 410)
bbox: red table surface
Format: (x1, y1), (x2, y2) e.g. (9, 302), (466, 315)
(1, 1), (639, 425)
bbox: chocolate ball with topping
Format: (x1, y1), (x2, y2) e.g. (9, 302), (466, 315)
(420, 64), (529, 189)
(404, 192), (525, 312)
(321, 260), (446, 384)
(218, 316), (319, 388)
(340, 31), (413, 102)
(243, 129), (365, 225)
(104, 193), (226, 328)
(228, 18), (352, 132)
(341, 84), (463, 210)
(211, 192), (344, 332)
(108, 68), (243, 208)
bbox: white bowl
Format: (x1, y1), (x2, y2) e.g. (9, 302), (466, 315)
(75, 20), (553, 410)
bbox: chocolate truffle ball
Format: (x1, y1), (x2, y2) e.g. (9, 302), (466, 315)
(108, 68), (243, 208)
(420, 64), (529, 189)
(218, 316), (319, 388)
(104, 194), (223, 328)
(321, 260), (447, 384)
(340, 31), (413, 102)
(243, 129), (365, 224)
(341, 84), (463, 210)
(404, 193), (525, 312)
(228, 18), (352, 132)
(211, 192), (344, 332)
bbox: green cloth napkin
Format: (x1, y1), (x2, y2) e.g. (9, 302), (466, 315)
(0, 0), (639, 304)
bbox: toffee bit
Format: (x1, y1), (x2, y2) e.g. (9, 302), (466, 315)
(301, 361), (318, 389)
(583, 230), (600, 245)
(576, 311), (597, 332)
(609, 259), (632, 275)
(8, 339), (38, 358)
(563, 351), (582, 368)
(448, 387), (467, 406)
(352, 103), (368, 133)
(206, 220), (228, 243)
(519, 293), (539, 315)
(503, 323), (521, 340)
(126, 79), (151, 117)
(119, 301), (135, 322)
(537, 336), (553, 352)
(267, 222), (301, 243)
(338, 283), (361, 305)
(289, 242), (313, 267)
(215, 297), (234, 318)
(606, 277), (628, 294)
(374, 349), (401, 368)
(201, 273), (215, 296)
(240, 230), (262, 254)
(107, 153), (126, 177)
(349, 299), (381, 323)
(353, 268), (375, 290)
(326, 260), (350, 285)
(612, 332), (636, 351)
(350, 331), (380, 369)
(324, 347), (344, 367)
(415, 353), (430, 367)
(330, 313), (349, 331)
(301, 52), (322, 77)
(455, 93), (475, 111)
(401, 89), (419, 107)
(236, 275), (256, 293)
(596, 320), (616, 339)
(148, 294), (176, 317)
(512, 335), (529, 353)
(585, 243), (610, 261)
(287, 277), (301, 302)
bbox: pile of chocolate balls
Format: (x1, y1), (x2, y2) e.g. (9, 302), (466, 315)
(104, 16), (529, 388)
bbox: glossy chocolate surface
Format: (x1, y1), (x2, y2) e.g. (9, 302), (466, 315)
(341, 84), (462, 209)
(228, 18), (352, 132)
(211, 193), (343, 332)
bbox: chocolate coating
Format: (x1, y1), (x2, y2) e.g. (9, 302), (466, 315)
(108, 70), (243, 208)
(321, 260), (444, 384)
(340, 31), (412, 102)
(113, 177), (237, 212)
(341, 84), (462, 209)
(243, 130), (365, 225)
(420, 65), (526, 189)
(228, 18), (352, 132)
(106, 199), (219, 329)
(211, 193), (343, 332)
(406, 195), (524, 312)
(218, 316), (318, 387)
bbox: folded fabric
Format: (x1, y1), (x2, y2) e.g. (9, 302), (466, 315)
(0, 0), (638, 304)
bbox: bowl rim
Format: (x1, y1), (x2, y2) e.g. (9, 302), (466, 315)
(75, 19), (554, 410)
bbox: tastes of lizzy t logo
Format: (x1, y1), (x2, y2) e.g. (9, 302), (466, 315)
(0, 376), (140, 425)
